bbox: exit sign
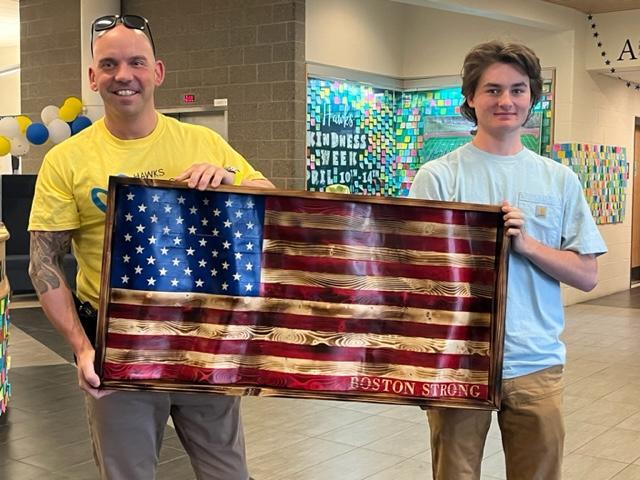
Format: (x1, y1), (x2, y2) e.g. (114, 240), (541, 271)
(182, 93), (196, 103)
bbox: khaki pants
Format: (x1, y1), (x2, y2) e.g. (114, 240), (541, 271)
(86, 390), (249, 480)
(427, 365), (565, 480)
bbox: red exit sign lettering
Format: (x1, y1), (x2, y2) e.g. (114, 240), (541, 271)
(183, 94), (196, 103)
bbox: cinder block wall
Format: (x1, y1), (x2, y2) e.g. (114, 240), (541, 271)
(19, 0), (82, 173)
(19, 0), (306, 190)
(124, 0), (306, 189)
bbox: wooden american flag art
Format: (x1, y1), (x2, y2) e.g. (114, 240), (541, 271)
(96, 177), (508, 410)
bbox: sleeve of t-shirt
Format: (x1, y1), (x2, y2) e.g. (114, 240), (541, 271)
(209, 131), (266, 182)
(28, 152), (80, 232)
(560, 171), (607, 256)
(408, 165), (448, 201)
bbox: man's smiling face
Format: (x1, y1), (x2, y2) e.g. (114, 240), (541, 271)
(89, 24), (164, 121)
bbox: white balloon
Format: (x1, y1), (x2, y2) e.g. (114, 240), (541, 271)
(10, 135), (30, 156)
(41, 105), (60, 125)
(0, 117), (20, 138)
(47, 119), (71, 144)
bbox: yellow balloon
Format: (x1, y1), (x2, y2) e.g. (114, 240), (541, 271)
(59, 104), (77, 122)
(63, 96), (83, 117)
(0, 136), (10, 156)
(16, 115), (32, 133)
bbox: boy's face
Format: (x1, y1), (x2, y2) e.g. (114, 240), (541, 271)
(467, 62), (532, 137)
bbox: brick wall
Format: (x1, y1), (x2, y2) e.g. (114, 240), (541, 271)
(124, 0), (307, 189)
(19, 0), (82, 173)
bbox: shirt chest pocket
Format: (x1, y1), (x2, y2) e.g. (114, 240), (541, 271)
(517, 192), (562, 248)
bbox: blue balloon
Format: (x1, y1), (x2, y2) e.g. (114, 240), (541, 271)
(26, 122), (49, 145)
(71, 115), (92, 135)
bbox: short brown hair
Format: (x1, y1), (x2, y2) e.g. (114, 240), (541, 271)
(460, 41), (543, 125)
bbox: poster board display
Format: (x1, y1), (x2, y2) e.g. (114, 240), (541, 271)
(553, 143), (628, 224)
(0, 223), (10, 417)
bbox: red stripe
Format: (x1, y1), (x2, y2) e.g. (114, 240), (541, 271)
(260, 284), (494, 312)
(262, 253), (496, 284)
(263, 225), (497, 255)
(102, 363), (488, 400)
(265, 196), (498, 228)
(106, 333), (490, 370)
(108, 303), (491, 341)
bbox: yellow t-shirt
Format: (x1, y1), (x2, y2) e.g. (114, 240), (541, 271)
(29, 113), (266, 307)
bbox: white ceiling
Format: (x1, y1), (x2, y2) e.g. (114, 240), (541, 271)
(0, 0), (18, 49)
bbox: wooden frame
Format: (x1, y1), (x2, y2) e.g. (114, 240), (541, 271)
(96, 177), (508, 410)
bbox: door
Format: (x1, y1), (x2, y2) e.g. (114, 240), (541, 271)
(161, 108), (228, 141)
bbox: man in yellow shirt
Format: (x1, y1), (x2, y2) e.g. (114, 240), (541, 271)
(28, 14), (274, 480)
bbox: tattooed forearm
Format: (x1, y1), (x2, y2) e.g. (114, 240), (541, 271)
(29, 230), (72, 295)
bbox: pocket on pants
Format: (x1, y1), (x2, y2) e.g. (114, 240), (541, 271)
(504, 365), (564, 407)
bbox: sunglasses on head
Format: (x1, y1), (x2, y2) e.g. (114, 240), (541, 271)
(91, 14), (155, 56)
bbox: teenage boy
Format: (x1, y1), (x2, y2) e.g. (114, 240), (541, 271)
(409, 41), (607, 480)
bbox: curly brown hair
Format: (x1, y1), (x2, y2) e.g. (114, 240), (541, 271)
(460, 41), (543, 125)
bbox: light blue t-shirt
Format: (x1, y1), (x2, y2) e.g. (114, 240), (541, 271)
(408, 143), (607, 379)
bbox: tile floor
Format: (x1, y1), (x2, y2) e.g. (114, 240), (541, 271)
(1, 290), (639, 480)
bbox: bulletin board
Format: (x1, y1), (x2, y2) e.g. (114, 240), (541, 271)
(306, 79), (395, 195)
(306, 75), (555, 197)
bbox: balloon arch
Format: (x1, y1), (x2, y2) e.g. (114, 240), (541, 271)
(0, 96), (92, 157)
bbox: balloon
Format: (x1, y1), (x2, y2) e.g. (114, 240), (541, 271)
(26, 122), (49, 145)
(16, 115), (32, 133)
(59, 104), (77, 122)
(47, 119), (71, 144)
(71, 115), (92, 135)
(41, 105), (60, 125)
(63, 96), (83, 117)
(0, 117), (20, 138)
(10, 136), (30, 156)
(0, 136), (10, 156)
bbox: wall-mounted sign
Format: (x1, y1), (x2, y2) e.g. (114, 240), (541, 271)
(585, 11), (640, 75)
